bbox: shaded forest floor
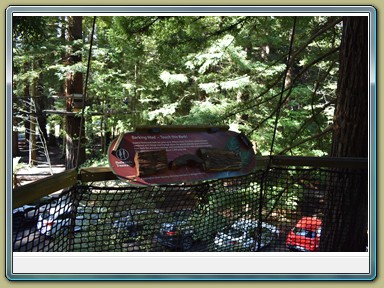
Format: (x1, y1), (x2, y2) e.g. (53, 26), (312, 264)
(14, 139), (66, 187)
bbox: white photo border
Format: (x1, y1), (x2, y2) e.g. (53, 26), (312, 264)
(6, 5), (377, 281)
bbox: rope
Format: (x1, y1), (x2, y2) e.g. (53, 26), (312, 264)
(75, 16), (97, 169)
(258, 17), (297, 228)
(269, 16), (297, 162)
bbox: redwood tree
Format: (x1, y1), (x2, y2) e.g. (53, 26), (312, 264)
(320, 16), (369, 251)
(64, 16), (86, 169)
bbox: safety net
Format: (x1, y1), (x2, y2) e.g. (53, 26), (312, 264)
(12, 167), (367, 252)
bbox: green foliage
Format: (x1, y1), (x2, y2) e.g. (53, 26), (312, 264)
(160, 71), (189, 86)
(80, 155), (109, 168)
(13, 15), (342, 160)
(175, 98), (230, 126)
(13, 16), (48, 45)
(189, 210), (229, 242)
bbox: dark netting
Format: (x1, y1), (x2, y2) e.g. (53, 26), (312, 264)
(12, 189), (75, 252)
(12, 167), (368, 252)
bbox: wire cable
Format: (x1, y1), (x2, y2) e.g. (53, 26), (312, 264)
(269, 16), (297, 161)
(75, 16), (97, 169)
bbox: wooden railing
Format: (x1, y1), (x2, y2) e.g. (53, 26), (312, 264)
(12, 156), (368, 208)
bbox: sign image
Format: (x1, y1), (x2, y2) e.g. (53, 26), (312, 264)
(108, 126), (256, 185)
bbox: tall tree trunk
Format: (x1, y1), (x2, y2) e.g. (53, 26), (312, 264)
(320, 16), (368, 251)
(64, 16), (86, 169)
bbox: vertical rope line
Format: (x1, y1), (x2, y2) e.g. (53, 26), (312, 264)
(75, 16), (97, 169)
(257, 18), (297, 244)
(269, 16), (297, 161)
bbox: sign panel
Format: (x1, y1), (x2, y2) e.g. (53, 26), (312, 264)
(108, 128), (256, 185)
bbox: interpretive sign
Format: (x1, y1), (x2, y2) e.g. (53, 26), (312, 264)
(108, 126), (256, 185)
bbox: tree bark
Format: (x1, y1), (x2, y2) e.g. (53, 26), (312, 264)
(331, 17), (368, 159)
(135, 150), (168, 176)
(64, 16), (86, 169)
(320, 16), (368, 252)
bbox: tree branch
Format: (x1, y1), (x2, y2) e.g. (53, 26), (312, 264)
(290, 17), (342, 61)
(292, 99), (335, 143)
(225, 17), (342, 119)
(288, 59), (338, 143)
(228, 46), (340, 125)
(277, 125), (333, 155)
(166, 17), (249, 47)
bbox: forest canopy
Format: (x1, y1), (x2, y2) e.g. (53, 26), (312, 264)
(12, 15), (343, 163)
